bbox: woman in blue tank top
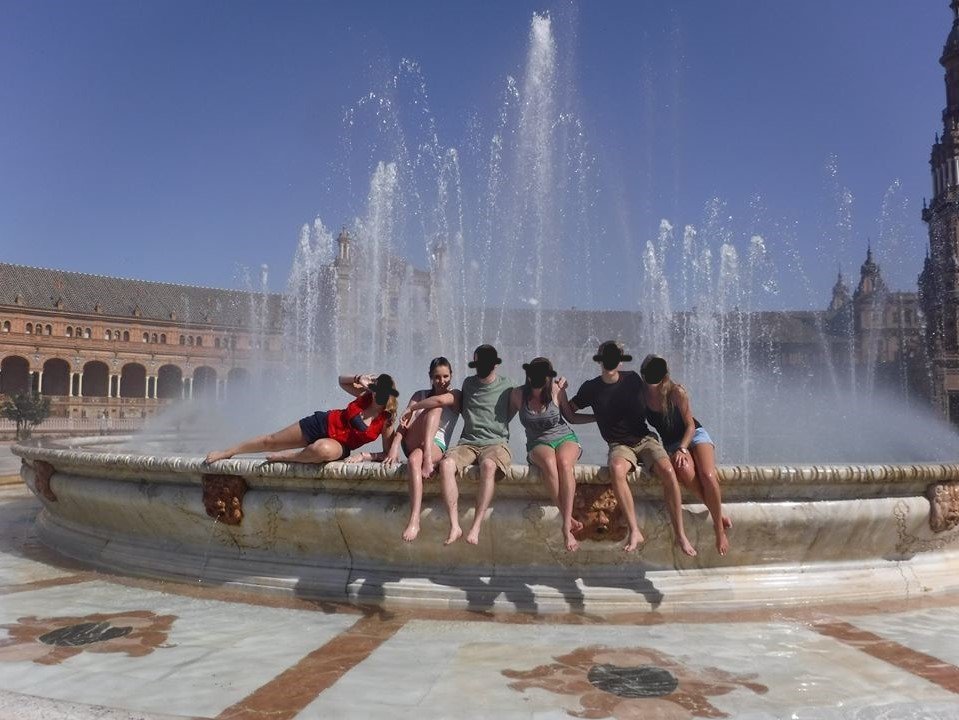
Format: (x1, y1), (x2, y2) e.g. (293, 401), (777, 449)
(640, 354), (730, 556)
(509, 357), (593, 552)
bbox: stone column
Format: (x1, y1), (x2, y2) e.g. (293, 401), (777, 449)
(36, 371), (43, 394)
(77, 372), (84, 397)
(68, 373), (74, 397)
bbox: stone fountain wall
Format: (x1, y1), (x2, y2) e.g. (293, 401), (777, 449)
(12, 437), (959, 613)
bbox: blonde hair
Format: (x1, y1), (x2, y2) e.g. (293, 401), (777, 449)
(384, 395), (398, 425)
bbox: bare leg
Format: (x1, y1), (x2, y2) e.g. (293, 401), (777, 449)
(556, 441), (582, 552)
(672, 452), (731, 529)
(466, 458), (497, 545)
(690, 443), (729, 555)
(264, 438), (345, 464)
(205, 422), (306, 463)
(438, 456), (462, 545)
(653, 457), (697, 557)
(403, 448), (424, 542)
(420, 407), (443, 478)
(609, 457), (643, 552)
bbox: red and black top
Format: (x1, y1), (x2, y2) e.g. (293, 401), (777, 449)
(325, 393), (389, 450)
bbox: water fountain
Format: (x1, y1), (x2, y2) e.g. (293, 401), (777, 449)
(12, 11), (959, 613)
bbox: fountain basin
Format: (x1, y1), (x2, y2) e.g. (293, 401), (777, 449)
(12, 436), (959, 613)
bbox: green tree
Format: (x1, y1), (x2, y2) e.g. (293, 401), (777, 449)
(1, 392), (51, 440)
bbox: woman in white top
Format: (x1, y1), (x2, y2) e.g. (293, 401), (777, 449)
(385, 357), (459, 542)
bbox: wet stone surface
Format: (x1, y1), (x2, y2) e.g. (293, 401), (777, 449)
(586, 663), (679, 698)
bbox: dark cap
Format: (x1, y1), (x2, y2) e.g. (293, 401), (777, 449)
(468, 344), (502, 368)
(640, 354), (668, 384)
(522, 356), (557, 377)
(370, 373), (400, 398)
(592, 340), (632, 365)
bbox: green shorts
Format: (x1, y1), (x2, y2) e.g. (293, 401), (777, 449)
(526, 432), (580, 453)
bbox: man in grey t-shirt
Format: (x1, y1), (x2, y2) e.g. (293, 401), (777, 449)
(419, 344), (514, 546)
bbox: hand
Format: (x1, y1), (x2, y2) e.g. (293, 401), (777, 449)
(383, 452), (400, 468)
(344, 453), (366, 464)
(672, 448), (690, 470)
(555, 376), (569, 391)
(400, 409), (415, 428)
(360, 374), (376, 389)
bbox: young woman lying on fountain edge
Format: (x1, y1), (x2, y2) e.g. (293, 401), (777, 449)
(204, 373), (399, 465)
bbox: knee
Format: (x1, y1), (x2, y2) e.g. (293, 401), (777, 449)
(608, 459), (630, 478)
(408, 448), (423, 462)
(701, 470), (719, 487)
(439, 456), (455, 472)
(479, 458), (497, 476)
(656, 461), (678, 483)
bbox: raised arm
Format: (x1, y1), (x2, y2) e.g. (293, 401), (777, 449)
(339, 373), (374, 398)
(408, 389), (460, 413)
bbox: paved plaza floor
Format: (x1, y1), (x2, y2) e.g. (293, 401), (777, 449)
(1, 483), (959, 719)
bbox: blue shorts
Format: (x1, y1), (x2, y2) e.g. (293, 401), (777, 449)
(666, 427), (713, 454)
(298, 411), (349, 459)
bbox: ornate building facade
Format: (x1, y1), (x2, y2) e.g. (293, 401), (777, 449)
(0, 263), (284, 420)
(921, 0), (959, 424)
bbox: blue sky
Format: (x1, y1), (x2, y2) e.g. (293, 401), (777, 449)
(0, 1), (947, 310)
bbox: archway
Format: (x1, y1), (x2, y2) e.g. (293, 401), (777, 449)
(192, 366), (217, 399)
(0, 356), (29, 396)
(41, 358), (70, 396)
(82, 361), (109, 398)
(120, 363), (146, 398)
(227, 367), (250, 397)
(157, 365), (183, 400)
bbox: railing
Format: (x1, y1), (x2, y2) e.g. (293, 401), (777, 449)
(0, 417), (143, 434)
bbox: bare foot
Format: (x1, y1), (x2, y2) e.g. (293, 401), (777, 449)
(677, 536), (698, 557)
(623, 529), (644, 552)
(722, 515), (732, 530)
(204, 450), (232, 464)
(421, 456), (435, 478)
(444, 525), (462, 546)
(570, 517), (584, 533)
(564, 530), (579, 553)
(715, 530), (729, 556)
(465, 524), (482, 545)
(402, 521), (420, 543)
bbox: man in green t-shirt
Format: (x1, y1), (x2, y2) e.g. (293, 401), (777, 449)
(412, 344), (514, 545)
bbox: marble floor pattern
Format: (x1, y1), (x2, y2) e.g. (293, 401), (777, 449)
(2, 484), (959, 719)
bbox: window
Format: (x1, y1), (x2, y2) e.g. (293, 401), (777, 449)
(214, 338), (221, 349)
(142, 332), (149, 343)
(46, 325), (53, 335)
(196, 336), (203, 347)
(1, 320), (9, 333)
(160, 334), (166, 344)
(151, 333), (158, 344)
(179, 335), (185, 345)
(25, 323), (32, 335)
(104, 329), (111, 340)
(74, 326), (80, 337)
(188, 336), (194, 346)
(113, 330), (120, 340)
(84, 327), (91, 339)
(123, 331), (130, 342)
(66, 327), (74, 338)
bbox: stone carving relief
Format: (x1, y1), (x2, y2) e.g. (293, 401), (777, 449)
(572, 484), (628, 543)
(32, 460), (57, 502)
(928, 482), (959, 533)
(202, 474), (248, 525)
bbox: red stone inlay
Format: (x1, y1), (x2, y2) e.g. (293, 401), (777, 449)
(32, 460), (57, 502)
(216, 614), (405, 720)
(814, 620), (959, 695)
(0, 611), (176, 665)
(503, 645), (767, 718)
(202, 474), (248, 525)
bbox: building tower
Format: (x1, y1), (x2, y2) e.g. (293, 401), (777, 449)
(921, 0), (959, 422)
